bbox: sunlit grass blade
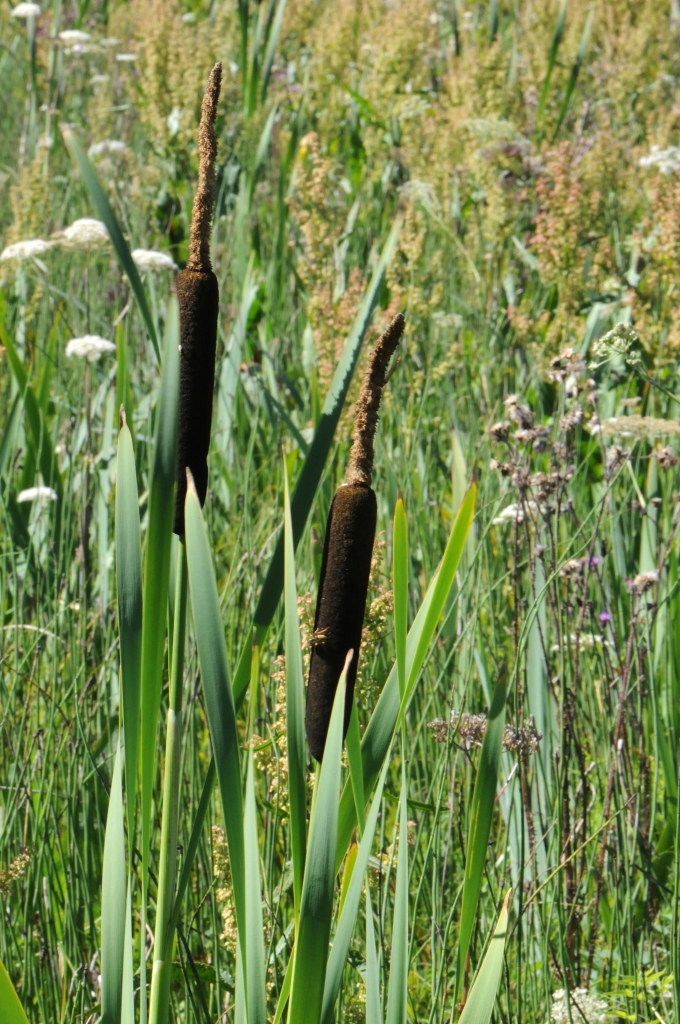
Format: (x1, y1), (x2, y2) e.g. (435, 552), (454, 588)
(386, 760), (408, 1024)
(345, 699), (365, 834)
(336, 485), (476, 867)
(261, 0), (288, 102)
(457, 891), (510, 1024)
(365, 884), (382, 1024)
(121, 883), (134, 1024)
(321, 749), (393, 1024)
(101, 744), (126, 1024)
(273, 954), (294, 1024)
(115, 421), (142, 839)
(184, 480), (246, 967)
(62, 128), (160, 361)
(393, 497), (408, 699)
(139, 298), (179, 882)
(289, 659), (348, 1024)
(245, 752), (267, 1024)
(0, 956), (29, 1024)
(537, 0), (568, 124)
(552, 8), (593, 140)
(253, 215), (403, 631)
(458, 669), (508, 988)
(284, 461), (307, 916)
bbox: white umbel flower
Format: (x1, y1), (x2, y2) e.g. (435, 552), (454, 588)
(66, 335), (116, 361)
(17, 486), (57, 503)
(1, 239), (53, 262)
(115, 53), (137, 62)
(11, 3), (41, 17)
(551, 988), (608, 1024)
(639, 145), (680, 175)
(58, 29), (90, 43)
(131, 249), (177, 272)
(54, 218), (109, 250)
(88, 139), (127, 158)
(492, 501), (539, 525)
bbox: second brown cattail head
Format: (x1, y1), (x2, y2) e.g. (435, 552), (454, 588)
(174, 62), (222, 536)
(306, 312), (405, 761)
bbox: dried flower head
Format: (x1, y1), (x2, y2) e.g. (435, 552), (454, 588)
(0, 849), (31, 897)
(65, 336), (116, 361)
(504, 393), (533, 428)
(489, 420), (511, 442)
(604, 445), (628, 480)
(503, 717), (542, 757)
(655, 445), (679, 468)
(630, 570), (660, 594)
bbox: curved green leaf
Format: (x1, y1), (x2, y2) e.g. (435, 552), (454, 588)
(101, 745), (126, 1024)
(0, 957), (29, 1024)
(457, 892), (510, 1024)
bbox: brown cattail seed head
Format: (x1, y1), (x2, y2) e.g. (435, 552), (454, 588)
(305, 312), (405, 760)
(306, 484), (377, 761)
(173, 63), (222, 535)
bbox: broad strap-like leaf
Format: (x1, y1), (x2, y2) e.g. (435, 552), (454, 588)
(245, 752), (267, 1024)
(184, 481), (247, 968)
(139, 300), (179, 893)
(284, 463), (307, 916)
(457, 892), (510, 1024)
(101, 745), (126, 1024)
(385, 760), (409, 1024)
(0, 957), (29, 1024)
(288, 663), (347, 1024)
(115, 423), (142, 840)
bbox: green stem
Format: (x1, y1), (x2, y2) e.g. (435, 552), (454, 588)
(148, 541), (189, 1024)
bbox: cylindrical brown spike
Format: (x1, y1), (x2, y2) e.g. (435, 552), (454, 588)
(306, 484), (377, 762)
(173, 62), (222, 536)
(173, 269), (219, 533)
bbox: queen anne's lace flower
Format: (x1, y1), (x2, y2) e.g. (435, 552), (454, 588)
(88, 140), (127, 158)
(65, 336), (116, 361)
(17, 486), (57, 503)
(53, 218), (109, 250)
(58, 29), (90, 43)
(1, 239), (53, 262)
(551, 988), (608, 1023)
(131, 249), (177, 272)
(115, 53), (137, 62)
(11, 3), (41, 17)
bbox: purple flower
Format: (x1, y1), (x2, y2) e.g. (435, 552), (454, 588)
(599, 611), (612, 623)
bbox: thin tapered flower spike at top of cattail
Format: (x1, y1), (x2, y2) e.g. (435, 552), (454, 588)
(346, 312), (406, 487)
(186, 63), (222, 273)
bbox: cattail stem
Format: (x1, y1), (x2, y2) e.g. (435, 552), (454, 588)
(306, 313), (405, 761)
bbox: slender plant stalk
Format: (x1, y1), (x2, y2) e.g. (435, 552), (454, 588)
(148, 543), (189, 1024)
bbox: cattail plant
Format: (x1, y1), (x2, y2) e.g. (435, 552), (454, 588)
(306, 312), (405, 761)
(148, 63), (222, 1024)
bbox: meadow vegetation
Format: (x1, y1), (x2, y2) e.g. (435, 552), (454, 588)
(2, 1), (680, 1022)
